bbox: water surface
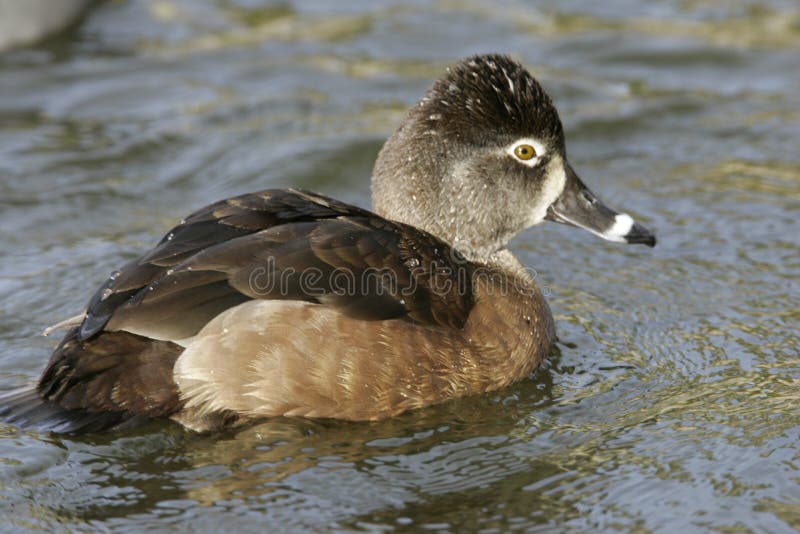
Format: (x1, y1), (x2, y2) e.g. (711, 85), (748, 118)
(0, 1), (798, 531)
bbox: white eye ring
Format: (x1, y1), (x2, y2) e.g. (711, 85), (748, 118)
(507, 138), (547, 167)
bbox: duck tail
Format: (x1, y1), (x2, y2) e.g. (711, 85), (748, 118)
(0, 386), (143, 434)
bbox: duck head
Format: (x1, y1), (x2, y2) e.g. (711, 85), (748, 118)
(371, 54), (655, 261)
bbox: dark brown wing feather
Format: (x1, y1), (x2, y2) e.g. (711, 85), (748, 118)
(79, 189), (372, 340)
(79, 189), (474, 342)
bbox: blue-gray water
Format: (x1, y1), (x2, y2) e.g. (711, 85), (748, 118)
(0, 1), (798, 532)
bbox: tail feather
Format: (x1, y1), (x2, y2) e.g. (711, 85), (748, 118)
(0, 387), (148, 434)
(1, 326), (185, 435)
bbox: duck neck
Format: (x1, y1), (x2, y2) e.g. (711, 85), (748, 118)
(486, 249), (533, 282)
(371, 125), (510, 263)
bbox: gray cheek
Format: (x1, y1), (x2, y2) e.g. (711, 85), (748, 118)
(496, 165), (546, 225)
(517, 161), (549, 200)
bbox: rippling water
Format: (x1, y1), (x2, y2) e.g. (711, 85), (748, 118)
(1, 1), (798, 531)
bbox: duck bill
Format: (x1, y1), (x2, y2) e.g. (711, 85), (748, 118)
(546, 164), (656, 247)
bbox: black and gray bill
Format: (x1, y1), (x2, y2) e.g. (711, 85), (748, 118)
(545, 164), (656, 247)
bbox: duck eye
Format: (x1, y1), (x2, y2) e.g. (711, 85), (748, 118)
(513, 144), (536, 161)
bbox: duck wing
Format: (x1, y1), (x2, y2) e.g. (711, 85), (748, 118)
(78, 188), (474, 344)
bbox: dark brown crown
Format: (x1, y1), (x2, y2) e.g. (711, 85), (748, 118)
(416, 54), (564, 148)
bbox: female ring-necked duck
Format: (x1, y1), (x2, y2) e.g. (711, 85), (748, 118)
(1, 54), (655, 433)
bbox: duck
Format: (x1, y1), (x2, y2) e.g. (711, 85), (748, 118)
(0, 54), (655, 434)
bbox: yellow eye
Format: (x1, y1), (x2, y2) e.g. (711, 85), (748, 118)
(513, 144), (536, 160)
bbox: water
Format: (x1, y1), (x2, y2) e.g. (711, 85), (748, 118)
(0, 1), (798, 531)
